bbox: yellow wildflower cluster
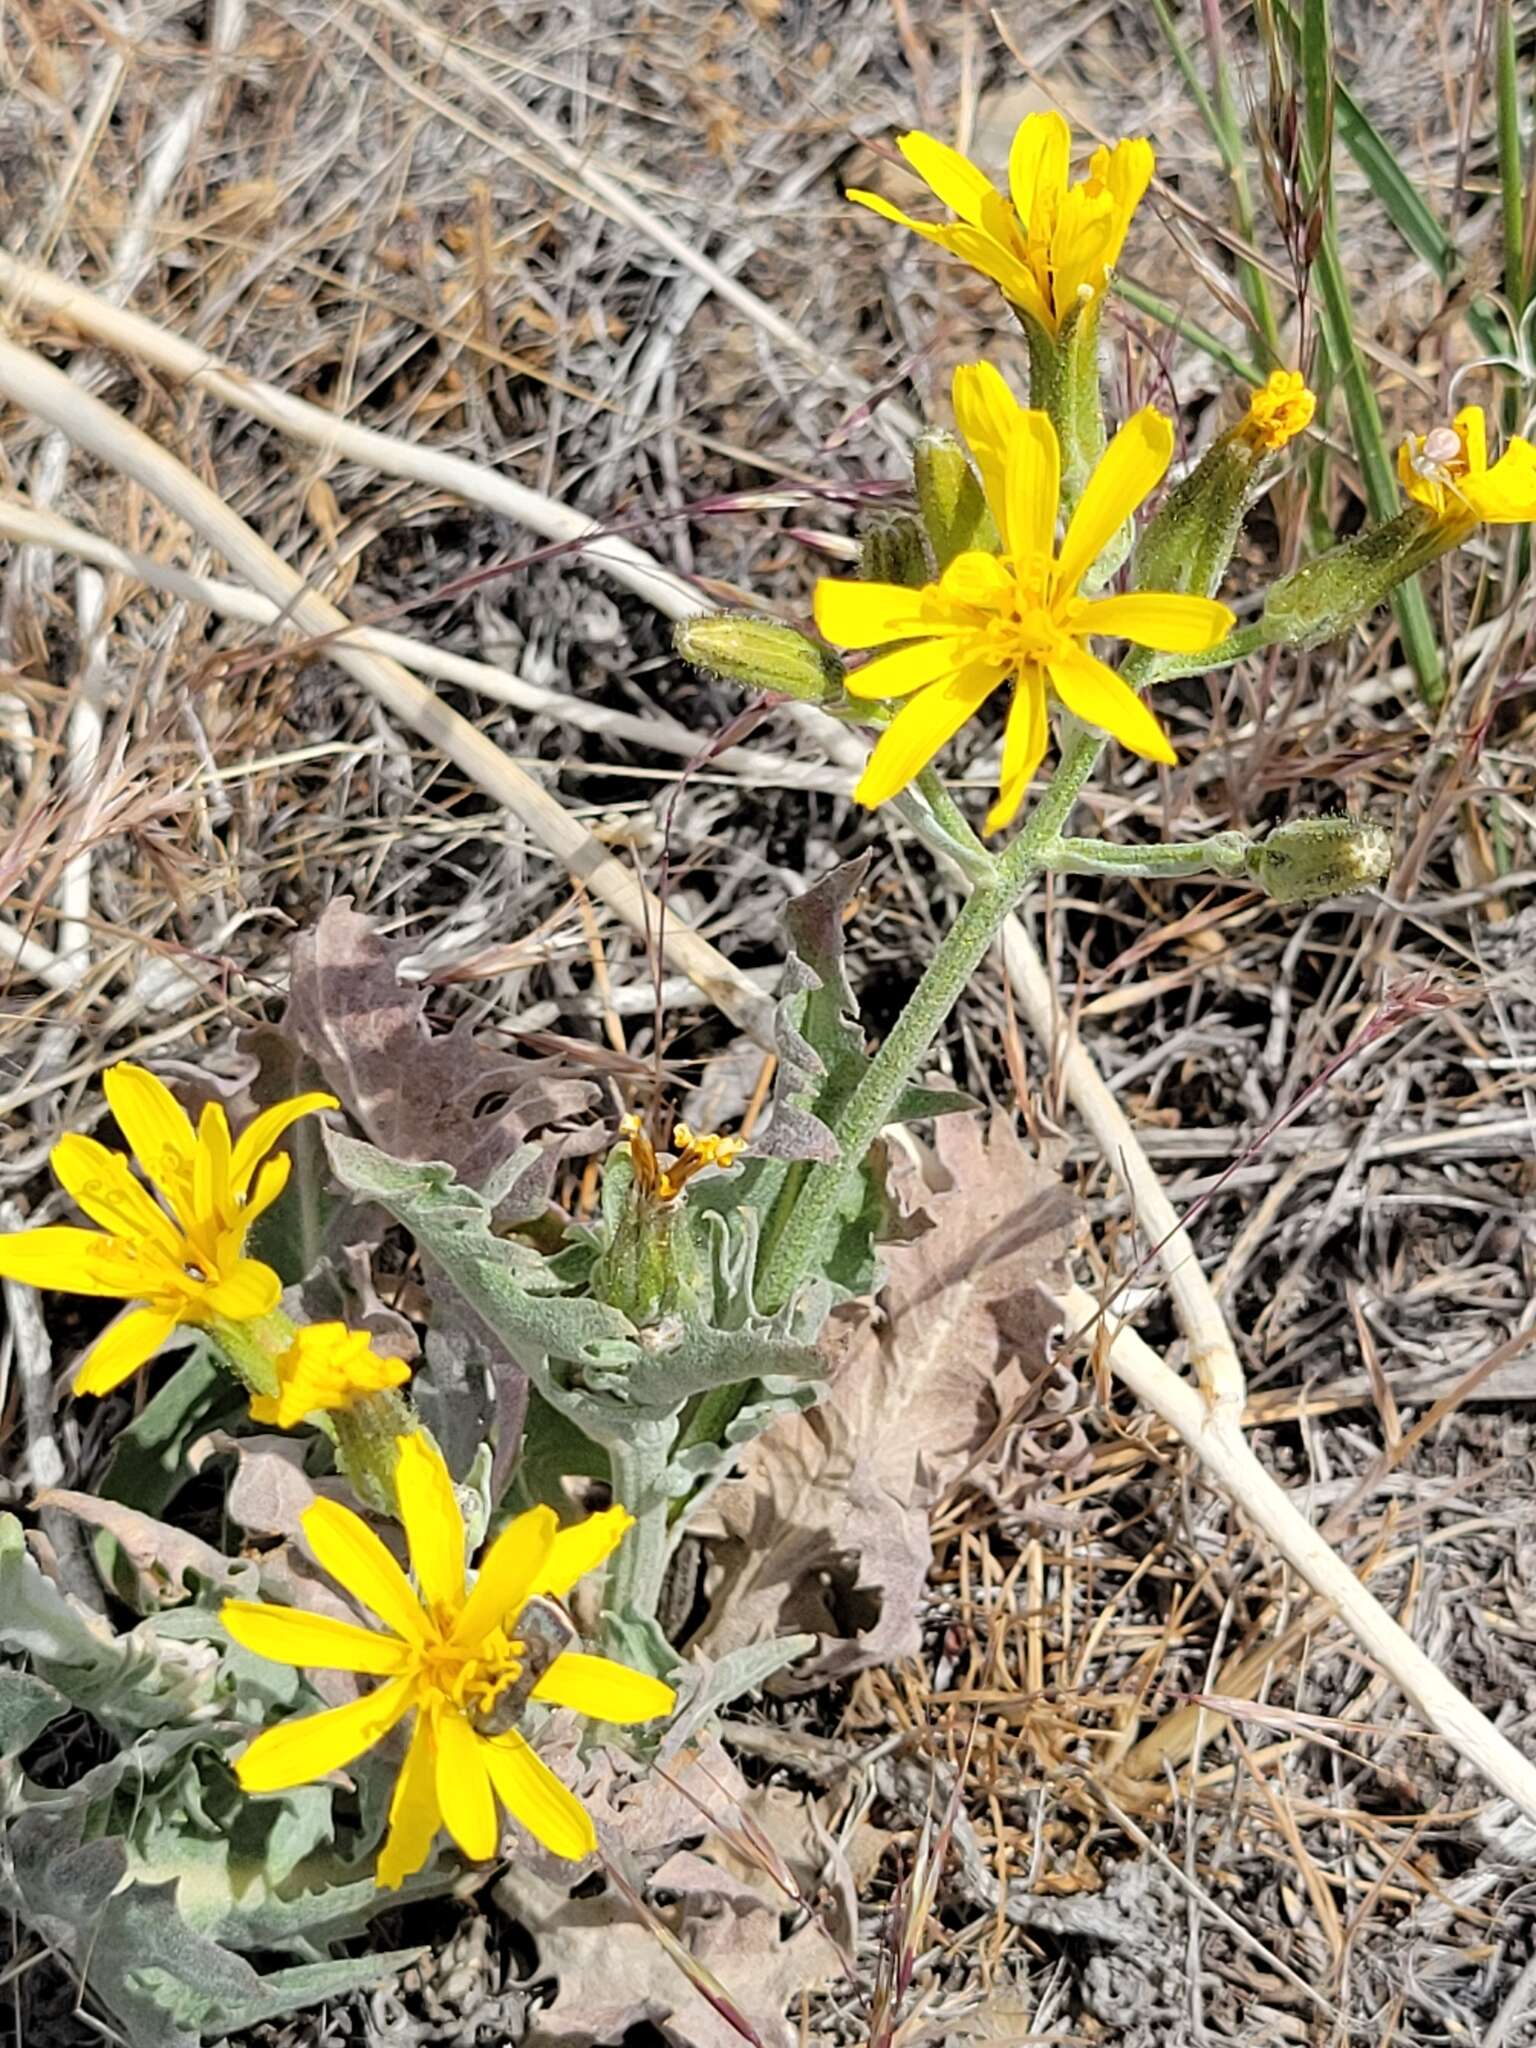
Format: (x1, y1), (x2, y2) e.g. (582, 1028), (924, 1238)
(250, 1321), (411, 1430)
(1237, 369), (1316, 452)
(224, 1432), (674, 1881)
(849, 113), (1153, 337)
(815, 363), (1234, 831)
(0, 1063), (334, 1394)
(1398, 404), (1536, 528)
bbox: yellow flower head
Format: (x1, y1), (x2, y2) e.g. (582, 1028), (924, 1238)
(1398, 405), (1536, 527)
(1237, 370), (1316, 453)
(0, 1064), (336, 1396)
(848, 112), (1154, 337)
(813, 364), (1236, 833)
(222, 1433), (675, 1884)
(249, 1321), (411, 1431)
(619, 1111), (745, 1204)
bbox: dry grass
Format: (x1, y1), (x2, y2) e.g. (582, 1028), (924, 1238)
(2, 1), (1535, 2043)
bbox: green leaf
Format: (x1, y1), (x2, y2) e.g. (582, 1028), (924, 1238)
(0, 1513), (212, 1732)
(97, 1346), (236, 1515)
(0, 1668), (70, 1758)
(326, 1132), (819, 1439)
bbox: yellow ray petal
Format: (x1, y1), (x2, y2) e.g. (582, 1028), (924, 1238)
(301, 1497), (428, 1645)
(395, 1432), (466, 1620)
(944, 225), (1049, 321)
(853, 662), (1001, 808)
(937, 550), (1016, 610)
(532, 1506), (634, 1601)
(844, 635), (971, 702)
(0, 1224), (137, 1297)
(1002, 408), (1061, 564)
(482, 1729), (597, 1861)
(985, 672), (1050, 835)
(102, 1064), (198, 1221)
(1454, 405), (1488, 475)
(73, 1305), (181, 1396)
(1054, 408), (1173, 598)
(898, 130), (1004, 230)
(1048, 186), (1117, 315)
(951, 361), (1024, 533)
(451, 1505), (557, 1650)
(200, 1257), (282, 1321)
(378, 1711), (442, 1889)
(1073, 592), (1234, 652)
(434, 1707), (498, 1863)
(845, 188), (952, 240)
(1048, 643), (1176, 764)
(1096, 137), (1155, 268)
(228, 1093), (337, 1200)
(234, 1673), (414, 1793)
(49, 1136), (183, 1257)
(530, 1650), (676, 1725)
(238, 1153), (292, 1231)
(194, 1102), (234, 1234)
(813, 578), (934, 650)
(1007, 111), (1071, 230)
(221, 1600), (415, 1675)
(1464, 437), (1536, 522)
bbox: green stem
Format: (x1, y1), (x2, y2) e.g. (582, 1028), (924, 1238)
(1046, 831), (1250, 882)
(602, 1417), (678, 1628)
(755, 728), (1102, 1316)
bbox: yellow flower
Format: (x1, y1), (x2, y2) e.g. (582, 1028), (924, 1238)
(1398, 405), (1536, 528)
(1236, 370), (1316, 452)
(813, 364), (1236, 832)
(847, 112), (1154, 337)
(619, 1112), (745, 1203)
(223, 1434), (674, 1884)
(0, 1064), (337, 1396)
(249, 1322), (411, 1430)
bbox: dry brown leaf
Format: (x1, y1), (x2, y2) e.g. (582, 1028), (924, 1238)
(500, 1849), (841, 2048)
(692, 1115), (1077, 1676)
(286, 897), (603, 1215)
(34, 1490), (248, 1609)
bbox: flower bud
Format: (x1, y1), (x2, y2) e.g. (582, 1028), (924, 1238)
(860, 512), (932, 588)
(913, 430), (998, 568)
(674, 612), (844, 702)
(1018, 297), (1108, 514)
(1245, 817), (1392, 905)
(1137, 372), (1316, 599)
(1260, 509), (1448, 649)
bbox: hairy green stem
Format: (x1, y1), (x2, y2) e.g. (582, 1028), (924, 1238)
(755, 727), (1103, 1316)
(602, 1417), (678, 1629)
(1045, 831), (1250, 881)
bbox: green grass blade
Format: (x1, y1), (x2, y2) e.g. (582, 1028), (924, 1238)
(1273, 0), (1504, 356)
(1300, 0), (1443, 704)
(1496, 0), (1527, 312)
(1146, 0), (1282, 365)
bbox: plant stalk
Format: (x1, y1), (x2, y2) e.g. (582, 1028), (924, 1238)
(602, 1416), (679, 1629)
(755, 726), (1104, 1315)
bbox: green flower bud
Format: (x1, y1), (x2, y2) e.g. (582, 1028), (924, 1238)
(1261, 508), (1449, 649)
(674, 612), (844, 702)
(860, 512), (932, 588)
(589, 1117), (744, 1327)
(1245, 817), (1392, 905)
(913, 430), (998, 569)
(1018, 297), (1106, 514)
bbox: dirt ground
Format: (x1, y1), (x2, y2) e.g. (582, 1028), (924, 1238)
(3, 1), (1536, 2043)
